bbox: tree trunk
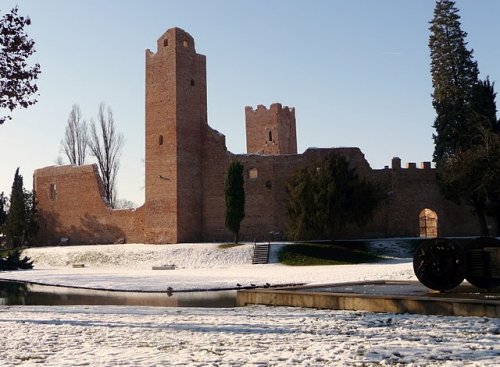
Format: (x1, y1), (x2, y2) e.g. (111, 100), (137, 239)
(495, 205), (500, 236)
(476, 207), (489, 236)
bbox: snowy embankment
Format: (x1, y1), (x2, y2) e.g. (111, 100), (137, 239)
(0, 242), (416, 291)
(20, 243), (255, 269)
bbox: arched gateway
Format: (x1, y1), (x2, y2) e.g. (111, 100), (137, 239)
(419, 208), (438, 238)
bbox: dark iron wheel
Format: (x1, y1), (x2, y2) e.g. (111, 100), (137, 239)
(465, 236), (500, 290)
(413, 238), (467, 291)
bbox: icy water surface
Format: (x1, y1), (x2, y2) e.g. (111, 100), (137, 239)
(0, 280), (236, 307)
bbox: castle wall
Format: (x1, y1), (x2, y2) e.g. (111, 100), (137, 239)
(34, 147), (481, 245)
(199, 136), (406, 241)
(33, 27), (484, 246)
(373, 164), (481, 238)
(34, 164), (144, 245)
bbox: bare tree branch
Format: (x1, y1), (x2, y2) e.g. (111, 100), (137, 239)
(0, 7), (41, 124)
(61, 104), (87, 165)
(88, 102), (124, 208)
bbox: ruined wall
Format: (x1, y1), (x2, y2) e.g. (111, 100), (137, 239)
(245, 103), (297, 155)
(34, 164), (144, 245)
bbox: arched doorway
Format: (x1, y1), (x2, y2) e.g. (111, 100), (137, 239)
(419, 209), (438, 238)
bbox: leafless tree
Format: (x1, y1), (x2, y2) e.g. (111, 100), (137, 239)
(114, 198), (138, 209)
(61, 104), (87, 165)
(88, 103), (124, 208)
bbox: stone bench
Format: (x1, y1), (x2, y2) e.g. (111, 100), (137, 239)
(152, 264), (176, 270)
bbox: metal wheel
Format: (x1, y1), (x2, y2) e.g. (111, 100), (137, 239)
(465, 236), (500, 290)
(413, 238), (467, 291)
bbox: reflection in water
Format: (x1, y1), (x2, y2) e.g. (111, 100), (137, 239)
(0, 281), (236, 308)
(0, 281), (29, 306)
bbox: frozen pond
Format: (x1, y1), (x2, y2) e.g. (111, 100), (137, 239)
(0, 281), (236, 307)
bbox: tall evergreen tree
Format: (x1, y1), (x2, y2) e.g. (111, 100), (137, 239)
(429, 0), (479, 161)
(428, 0), (500, 234)
(287, 153), (384, 241)
(3, 168), (38, 246)
(0, 191), (7, 231)
(4, 168), (26, 246)
(470, 78), (498, 133)
(224, 161), (245, 244)
(470, 79), (500, 233)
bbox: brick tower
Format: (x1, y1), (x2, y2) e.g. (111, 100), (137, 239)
(144, 28), (207, 243)
(245, 103), (297, 155)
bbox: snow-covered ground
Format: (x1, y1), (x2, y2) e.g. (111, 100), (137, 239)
(0, 305), (498, 366)
(0, 243), (415, 291)
(0, 242), (499, 366)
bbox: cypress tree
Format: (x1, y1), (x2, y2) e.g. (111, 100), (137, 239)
(429, 0), (479, 161)
(4, 168), (26, 246)
(428, 1), (500, 235)
(224, 161), (245, 244)
(470, 78), (498, 133)
(0, 192), (7, 231)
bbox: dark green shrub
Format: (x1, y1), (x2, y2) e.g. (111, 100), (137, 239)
(0, 249), (33, 271)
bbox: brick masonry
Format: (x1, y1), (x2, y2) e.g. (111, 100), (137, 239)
(33, 28), (483, 245)
(246, 104), (297, 155)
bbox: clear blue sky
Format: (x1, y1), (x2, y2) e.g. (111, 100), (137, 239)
(1, 0), (499, 205)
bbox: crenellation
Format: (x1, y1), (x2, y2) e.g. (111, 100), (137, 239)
(391, 157), (402, 169)
(421, 161), (432, 169)
(387, 158), (435, 171)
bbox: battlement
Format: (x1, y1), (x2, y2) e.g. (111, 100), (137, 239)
(245, 103), (297, 155)
(245, 103), (295, 115)
(388, 157), (433, 170)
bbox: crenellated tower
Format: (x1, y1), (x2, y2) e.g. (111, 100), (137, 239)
(245, 103), (297, 155)
(144, 27), (207, 243)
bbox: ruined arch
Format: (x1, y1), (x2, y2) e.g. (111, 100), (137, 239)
(419, 208), (438, 238)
